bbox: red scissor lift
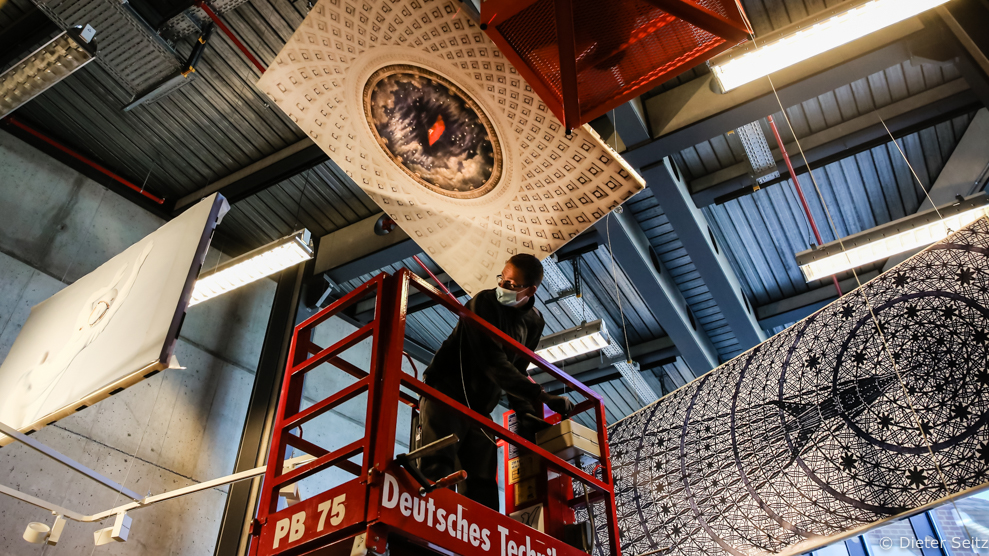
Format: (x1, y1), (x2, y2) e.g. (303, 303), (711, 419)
(249, 269), (621, 556)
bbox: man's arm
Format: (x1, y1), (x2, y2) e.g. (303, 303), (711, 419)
(462, 296), (543, 402)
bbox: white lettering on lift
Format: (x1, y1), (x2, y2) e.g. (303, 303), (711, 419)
(273, 493), (347, 550)
(378, 473), (551, 556)
(289, 511), (306, 543)
(317, 494), (347, 531)
(273, 518), (290, 549)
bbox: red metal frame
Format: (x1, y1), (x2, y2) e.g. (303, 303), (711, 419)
(250, 269), (621, 556)
(480, 0), (749, 131)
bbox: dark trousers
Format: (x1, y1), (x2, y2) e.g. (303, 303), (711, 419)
(418, 397), (500, 511)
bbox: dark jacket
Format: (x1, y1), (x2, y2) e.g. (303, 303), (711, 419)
(422, 288), (545, 416)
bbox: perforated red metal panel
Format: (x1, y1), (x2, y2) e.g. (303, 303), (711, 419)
(482, 0), (750, 131)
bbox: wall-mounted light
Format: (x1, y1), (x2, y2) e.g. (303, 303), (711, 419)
(530, 319), (610, 367)
(189, 230), (313, 306)
(795, 194), (989, 283)
(710, 0), (949, 92)
(0, 25), (98, 117)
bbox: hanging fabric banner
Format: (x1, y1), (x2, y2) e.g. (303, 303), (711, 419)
(599, 217), (989, 556)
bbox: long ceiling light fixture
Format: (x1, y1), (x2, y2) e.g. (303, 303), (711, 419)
(529, 319), (611, 368)
(710, 0), (949, 92)
(189, 230), (313, 306)
(795, 194), (989, 283)
(0, 25), (98, 118)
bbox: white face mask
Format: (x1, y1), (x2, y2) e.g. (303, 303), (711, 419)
(495, 285), (528, 307)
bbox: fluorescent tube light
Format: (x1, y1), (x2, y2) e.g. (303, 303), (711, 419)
(795, 195), (989, 283)
(189, 230), (313, 306)
(529, 320), (610, 368)
(710, 0), (949, 92)
(0, 26), (98, 117)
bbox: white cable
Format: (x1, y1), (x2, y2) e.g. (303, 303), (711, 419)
(459, 330), (496, 444)
(729, 0), (979, 544)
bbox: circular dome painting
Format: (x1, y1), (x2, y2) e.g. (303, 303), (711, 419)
(364, 65), (502, 199)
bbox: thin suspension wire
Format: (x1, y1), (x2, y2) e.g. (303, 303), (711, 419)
(89, 372), (168, 555)
(730, 1), (978, 545)
(877, 112), (947, 222)
(605, 213), (635, 364)
(610, 108), (643, 407)
(294, 168), (312, 228)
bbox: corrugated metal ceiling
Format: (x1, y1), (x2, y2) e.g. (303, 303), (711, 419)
(705, 112), (975, 308)
(0, 0), (976, 420)
(673, 61), (964, 181)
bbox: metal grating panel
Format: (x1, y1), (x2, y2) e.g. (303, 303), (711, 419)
(488, 0), (745, 128)
(33, 0), (182, 96)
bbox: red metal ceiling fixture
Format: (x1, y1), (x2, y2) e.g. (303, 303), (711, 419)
(481, 0), (751, 133)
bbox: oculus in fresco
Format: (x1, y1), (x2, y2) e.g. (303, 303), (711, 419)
(364, 65), (502, 199)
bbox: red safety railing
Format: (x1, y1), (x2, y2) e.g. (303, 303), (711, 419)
(251, 269), (620, 556)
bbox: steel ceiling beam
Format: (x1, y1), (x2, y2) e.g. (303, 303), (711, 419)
(642, 158), (766, 350)
(612, 98), (651, 149)
(321, 238), (422, 285)
(172, 138), (328, 213)
(595, 210), (720, 376)
(881, 106), (989, 270)
(622, 17), (927, 169)
(691, 79), (979, 206)
(938, 2), (989, 108)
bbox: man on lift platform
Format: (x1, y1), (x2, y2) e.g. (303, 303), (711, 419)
(419, 254), (575, 510)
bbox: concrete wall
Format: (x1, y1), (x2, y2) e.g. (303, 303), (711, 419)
(0, 130), (276, 555)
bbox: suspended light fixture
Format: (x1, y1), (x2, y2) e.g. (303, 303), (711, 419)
(189, 230), (313, 306)
(710, 0), (949, 92)
(529, 320), (610, 368)
(795, 194), (989, 283)
(0, 25), (98, 118)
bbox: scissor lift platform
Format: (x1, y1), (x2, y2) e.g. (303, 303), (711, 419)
(249, 269), (621, 556)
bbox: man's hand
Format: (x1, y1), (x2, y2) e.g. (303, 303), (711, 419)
(538, 391), (575, 418)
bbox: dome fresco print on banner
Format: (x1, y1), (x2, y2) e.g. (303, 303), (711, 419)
(586, 217), (989, 556)
(365, 65), (500, 199)
(256, 0), (645, 296)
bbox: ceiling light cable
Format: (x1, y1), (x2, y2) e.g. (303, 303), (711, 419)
(606, 212), (641, 407)
(876, 111), (947, 223)
(728, 2), (979, 544)
(761, 65), (979, 547)
(295, 168), (310, 225)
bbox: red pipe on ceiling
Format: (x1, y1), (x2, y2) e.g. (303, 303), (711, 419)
(767, 115), (842, 297)
(196, 0), (266, 74)
(2, 116), (166, 205)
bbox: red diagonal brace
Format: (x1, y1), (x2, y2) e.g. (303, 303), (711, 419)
(642, 0), (750, 42)
(553, 0), (580, 133)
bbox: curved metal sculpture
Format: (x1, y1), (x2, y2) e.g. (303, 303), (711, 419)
(600, 218), (989, 556)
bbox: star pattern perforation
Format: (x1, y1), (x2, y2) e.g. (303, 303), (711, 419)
(588, 218), (989, 556)
(257, 0), (644, 295)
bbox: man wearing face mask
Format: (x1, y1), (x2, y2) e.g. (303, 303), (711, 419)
(418, 253), (574, 511)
